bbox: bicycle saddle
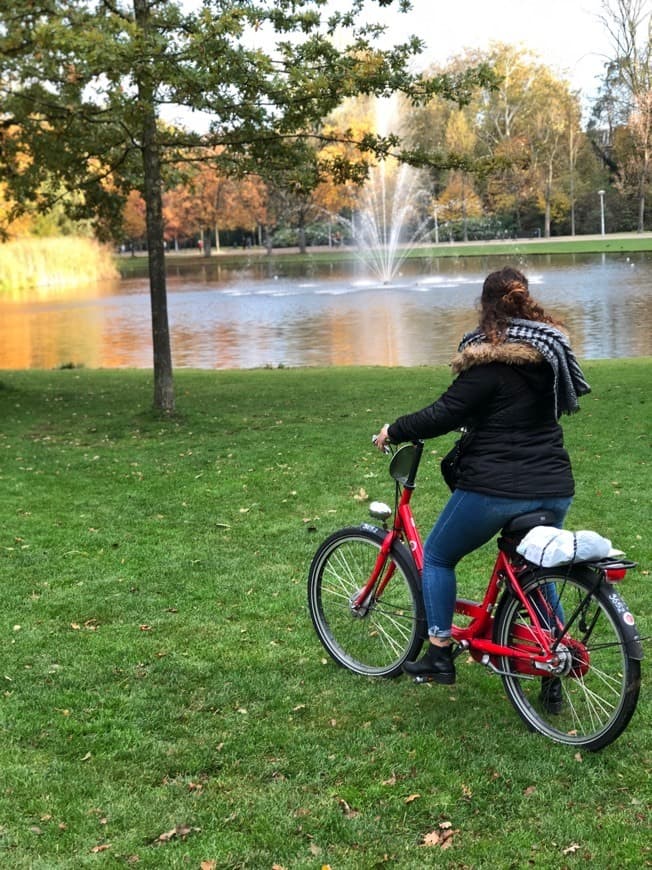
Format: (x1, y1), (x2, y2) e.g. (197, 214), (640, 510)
(501, 510), (557, 535)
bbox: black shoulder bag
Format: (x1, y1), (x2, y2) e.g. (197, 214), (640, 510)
(440, 429), (473, 493)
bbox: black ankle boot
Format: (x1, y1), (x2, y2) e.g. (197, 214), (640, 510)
(403, 643), (456, 685)
(540, 676), (563, 714)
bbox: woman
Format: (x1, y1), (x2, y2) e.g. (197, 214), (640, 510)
(374, 267), (590, 701)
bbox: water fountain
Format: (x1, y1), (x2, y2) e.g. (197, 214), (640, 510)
(350, 157), (433, 284)
(344, 95), (434, 284)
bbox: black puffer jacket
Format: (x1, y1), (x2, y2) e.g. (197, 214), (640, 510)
(387, 342), (574, 498)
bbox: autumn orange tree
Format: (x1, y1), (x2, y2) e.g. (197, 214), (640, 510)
(187, 161), (268, 254)
(312, 97), (387, 238)
(162, 185), (194, 252)
(121, 190), (147, 252)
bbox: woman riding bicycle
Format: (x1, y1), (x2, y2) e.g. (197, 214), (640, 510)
(374, 266), (591, 702)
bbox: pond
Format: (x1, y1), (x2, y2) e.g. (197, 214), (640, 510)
(0, 251), (650, 370)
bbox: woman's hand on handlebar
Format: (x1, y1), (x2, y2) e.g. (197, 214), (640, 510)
(373, 423), (391, 453)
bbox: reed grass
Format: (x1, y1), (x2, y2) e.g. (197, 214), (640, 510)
(0, 237), (118, 297)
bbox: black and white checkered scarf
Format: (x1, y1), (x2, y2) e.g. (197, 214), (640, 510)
(458, 319), (591, 416)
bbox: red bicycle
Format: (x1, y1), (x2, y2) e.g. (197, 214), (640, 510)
(308, 440), (643, 750)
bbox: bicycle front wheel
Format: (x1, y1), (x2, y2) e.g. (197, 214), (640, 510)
(493, 567), (641, 750)
(308, 526), (425, 677)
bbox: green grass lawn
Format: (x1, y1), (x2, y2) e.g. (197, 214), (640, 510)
(0, 362), (650, 868)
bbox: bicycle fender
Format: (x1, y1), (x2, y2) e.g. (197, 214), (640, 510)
(358, 523), (422, 591)
(359, 522), (387, 538)
(603, 585), (645, 660)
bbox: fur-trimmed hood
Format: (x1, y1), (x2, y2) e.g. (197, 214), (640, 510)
(451, 341), (544, 374)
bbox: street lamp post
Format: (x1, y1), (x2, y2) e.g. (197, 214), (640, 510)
(598, 189), (606, 236)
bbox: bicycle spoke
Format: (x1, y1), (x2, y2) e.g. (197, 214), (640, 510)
(372, 609), (413, 649)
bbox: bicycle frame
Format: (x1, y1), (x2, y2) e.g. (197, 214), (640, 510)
(353, 442), (564, 673)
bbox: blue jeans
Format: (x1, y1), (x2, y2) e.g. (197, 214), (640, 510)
(422, 489), (573, 638)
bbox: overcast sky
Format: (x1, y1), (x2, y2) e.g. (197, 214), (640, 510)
(166, 1), (614, 131)
(350, 0), (613, 98)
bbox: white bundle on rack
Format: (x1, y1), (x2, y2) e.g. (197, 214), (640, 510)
(516, 526), (612, 567)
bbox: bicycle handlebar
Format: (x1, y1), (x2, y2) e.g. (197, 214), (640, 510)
(371, 434), (392, 454)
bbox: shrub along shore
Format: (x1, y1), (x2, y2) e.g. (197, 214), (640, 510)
(0, 238), (118, 296)
(0, 363), (649, 867)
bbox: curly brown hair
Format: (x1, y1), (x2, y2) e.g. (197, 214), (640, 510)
(479, 267), (563, 343)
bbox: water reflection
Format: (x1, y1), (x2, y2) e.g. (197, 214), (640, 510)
(0, 252), (650, 370)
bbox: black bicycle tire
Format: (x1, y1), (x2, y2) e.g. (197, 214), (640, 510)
(493, 566), (641, 750)
(307, 526), (426, 677)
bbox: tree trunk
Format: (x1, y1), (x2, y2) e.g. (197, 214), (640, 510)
(201, 228), (212, 256)
(298, 214), (307, 253)
(569, 122), (576, 236)
(638, 175), (646, 232)
(462, 173), (468, 242)
(135, 0), (174, 413)
(544, 199), (551, 238)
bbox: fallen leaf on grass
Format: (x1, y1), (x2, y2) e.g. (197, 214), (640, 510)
(563, 843), (581, 855)
(404, 793), (420, 804)
(90, 844), (111, 853)
(422, 822), (459, 849)
(70, 619), (99, 631)
(155, 824), (200, 844)
(352, 488), (368, 502)
(201, 862), (217, 870)
(337, 797), (359, 818)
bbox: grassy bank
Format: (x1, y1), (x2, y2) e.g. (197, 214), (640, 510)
(116, 232), (652, 276)
(0, 363), (650, 868)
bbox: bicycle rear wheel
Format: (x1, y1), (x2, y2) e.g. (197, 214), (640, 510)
(308, 526), (425, 677)
(493, 567), (641, 750)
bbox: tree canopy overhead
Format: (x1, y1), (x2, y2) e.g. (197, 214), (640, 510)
(0, 0), (495, 410)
